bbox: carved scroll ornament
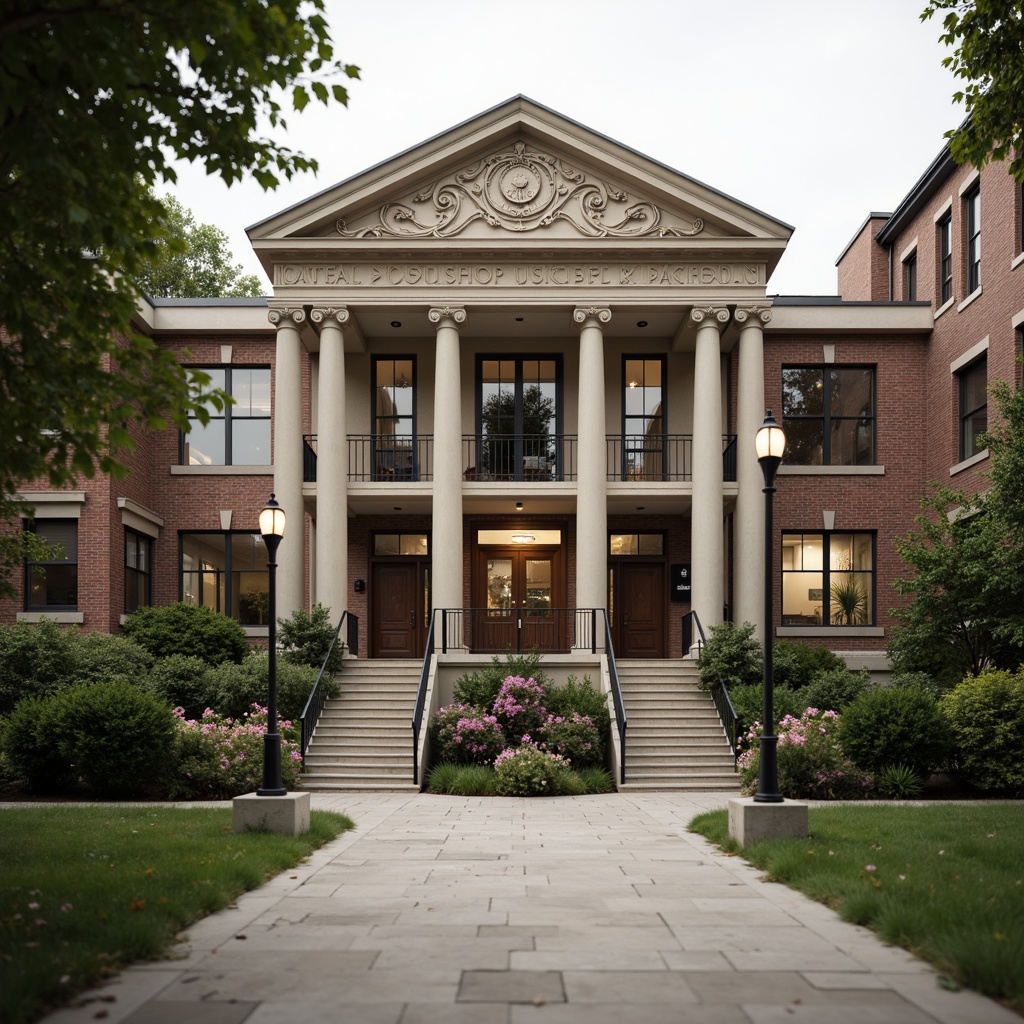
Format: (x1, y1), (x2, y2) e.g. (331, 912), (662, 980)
(338, 142), (704, 240)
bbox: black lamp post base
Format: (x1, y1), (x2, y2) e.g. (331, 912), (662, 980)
(257, 732), (287, 796)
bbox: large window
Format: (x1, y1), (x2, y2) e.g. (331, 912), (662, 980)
(125, 529), (152, 613)
(782, 366), (875, 466)
(782, 532), (874, 626)
(938, 212), (953, 304)
(959, 355), (988, 461)
(476, 356), (560, 480)
(25, 519), (78, 611)
(181, 367), (271, 466)
(903, 251), (917, 301)
(622, 357), (665, 480)
(180, 532), (271, 624)
(372, 357), (416, 480)
(965, 185), (981, 294)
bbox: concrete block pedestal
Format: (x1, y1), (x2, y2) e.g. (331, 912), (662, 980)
(728, 796), (808, 846)
(232, 791), (311, 835)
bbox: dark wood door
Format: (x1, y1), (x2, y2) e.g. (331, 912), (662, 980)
(472, 547), (563, 652)
(372, 562), (420, 657)
(614, 562), (665, 658)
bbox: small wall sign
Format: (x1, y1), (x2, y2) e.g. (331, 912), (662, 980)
(670, 563), (691, 602)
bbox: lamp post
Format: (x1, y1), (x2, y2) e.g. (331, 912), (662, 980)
(754, 411), (786, 803)
(257, 493), (287, 797)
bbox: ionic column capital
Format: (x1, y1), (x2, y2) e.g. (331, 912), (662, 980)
(734, 305), (772, 328)
(267, 306), (307, 328)
(690, 305), (730, 328)
(573, 306), (612, 327)
(428, 306), (467, 327)
(310, 306), (351, 328)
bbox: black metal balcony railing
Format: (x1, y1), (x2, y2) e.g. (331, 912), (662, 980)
(302, 433), (737, 484)
(462, 434), (577, 482)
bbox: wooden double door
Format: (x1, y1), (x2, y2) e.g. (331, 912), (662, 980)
(610, 561), (666, 658)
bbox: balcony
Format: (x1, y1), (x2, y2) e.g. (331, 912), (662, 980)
(302, 433), (737, 484)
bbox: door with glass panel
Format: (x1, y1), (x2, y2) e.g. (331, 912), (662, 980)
(622, 357), (665, 480)
(370, 532), (430, 657)
(373, 357), (416, 480)
(473, 547), (562, 652)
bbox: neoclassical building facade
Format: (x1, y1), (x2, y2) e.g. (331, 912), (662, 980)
(6, 97), (1023, 677)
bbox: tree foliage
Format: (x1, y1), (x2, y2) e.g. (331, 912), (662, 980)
(0, 2), (358, 496)
(135, 193), (265, 299)
(922, 0), (1024, 183)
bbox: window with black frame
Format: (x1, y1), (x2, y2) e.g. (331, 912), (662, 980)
(125, 529), (152, 613)
(782, 366), (875, 466)
(958, 355), (987, 461)
(782, 532), (874, 626)
(180, 532), (270, 624)
(938, 212), (953, 305)
(373, 357), (416, 480)
(25, 518), (78, 611)
(622, 357), (665, 480)
(180, 367), (271, 466)
(965, 185), (981, 294)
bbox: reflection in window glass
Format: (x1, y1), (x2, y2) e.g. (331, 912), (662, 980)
(183, 367), (270, 466)
(623, 357), (665, 480)
(782, 366), (874, 466)
(26, 518), (78, 611)
(180, 532), (269, 624)
(373, 534), (429, 556)
(609, 533), (664, 556)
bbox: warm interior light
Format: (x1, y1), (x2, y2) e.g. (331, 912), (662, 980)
(512, 533), (535, 544)
(259, 494), (286, 539)
(755, 411), (787, 462)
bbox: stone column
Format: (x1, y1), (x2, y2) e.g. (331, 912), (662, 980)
(574, 307), (611, 621)
(690, 306), (729, 641)
(733, 306), (772, 638)
(268, 306), (307, 619)
(428, 307), (465, 618)
(310, 306), (349, 624)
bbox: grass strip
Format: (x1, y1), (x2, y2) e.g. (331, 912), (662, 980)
(688, 803), (1024, 1013)
(0, 805), (353, 1024)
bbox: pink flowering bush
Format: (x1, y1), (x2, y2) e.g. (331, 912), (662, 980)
(168, 704), (302, 799)
(430, 703), (506, 764)
(491, 675), (548, 744)
(537, 712), (601, 766)
(493, 741), (571, 796)
(737, 706), (875, 800)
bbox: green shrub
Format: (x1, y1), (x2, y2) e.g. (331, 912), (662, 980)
(575, 766), (615, 794)
(537, 712), (602, 766)
(205, 653), (324, 723)
(278, 603), (345, 675)
(697, 620), (762, 691)
(875, 762), (925, 799)
(1, 695), (74, 792)
(889, 669), (949, 698)
(453, 650), (550, 709)
(839, 686), (953, 779)
(66, 631), (153, 685)
(446, 764), (498, 796)
(939, 669), (1024, 794)
(772, 640), (845, 690)
(122, 602), (248, 665)
(493, 742), (570, 796)
(425, 761), (462, 793)
(0, 619), (78, 714)
(142, 654), (213, 719)
(51, 681), (177, 797)
(728, 682), (808, 739)
(798, 668), (873, 712)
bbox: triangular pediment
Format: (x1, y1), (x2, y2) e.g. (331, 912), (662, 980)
(248, 97), (792, 269)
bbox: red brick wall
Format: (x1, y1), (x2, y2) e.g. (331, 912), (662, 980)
(837, 216), (891, 300)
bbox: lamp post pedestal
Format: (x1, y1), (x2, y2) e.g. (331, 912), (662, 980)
(727, 796), (808, 846)
(233, 791), (311, 836)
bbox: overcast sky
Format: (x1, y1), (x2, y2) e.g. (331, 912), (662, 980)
(164, 0), (965, 297)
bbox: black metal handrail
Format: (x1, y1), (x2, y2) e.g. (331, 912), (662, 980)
(683, 610), (738, 757)
(299, 609), (358, 756)
(411, 609), (438, 786)
(437, 607), (592, 654)
(606, 434), (691, 481)
(599, 608), (627, 784)
(349, 434), (433, 482)
(462, 434), (577, 482)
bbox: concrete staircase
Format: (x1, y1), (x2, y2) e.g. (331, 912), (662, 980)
(616, 659), (740, 792)
(301, 660), (420, 792)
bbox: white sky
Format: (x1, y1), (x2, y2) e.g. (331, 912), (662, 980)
(164, 0), (964, 297)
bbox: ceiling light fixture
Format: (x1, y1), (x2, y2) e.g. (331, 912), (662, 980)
(512, 533), (535, 544)
(390, 321), (402, 328)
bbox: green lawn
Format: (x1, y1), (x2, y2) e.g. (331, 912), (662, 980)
(0, 805), (353, 1024)
(688, 803), (1024, 1013)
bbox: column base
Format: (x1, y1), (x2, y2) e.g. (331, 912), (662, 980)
(727, 796), (808, 846)
(233, 791), (311, 835)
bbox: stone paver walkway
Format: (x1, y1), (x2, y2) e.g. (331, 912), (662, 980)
(35, 792), (1019, 1024)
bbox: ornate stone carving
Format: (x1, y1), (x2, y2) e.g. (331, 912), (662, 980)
(734, 305), (772, 327)
(310, 306), (351, 328)
(267, 307), (307, 327)
(573, 307), (612, 326)
(338, 141), (704, 240)
(690, 306), (730, 327)
(428, 306), (467, 326)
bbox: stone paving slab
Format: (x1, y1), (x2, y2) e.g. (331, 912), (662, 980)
(25, 792), (1023, 1024)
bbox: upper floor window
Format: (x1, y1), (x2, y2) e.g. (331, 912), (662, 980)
(125, 529), (152, 614)
(622, 357), (665, 480)
(959, 355), (987, 461)
(609, 533), (664, 556)
(903, 251), (917, 301)
(25, 518), (78, 611)
(181, 367), (271, 466)
(965, 186), (981, 294)
(782, 532), (874, 626)
(372, 357), (416, 480)
(180, 531), (270, 625)
(938, 213), (953, 304)
(781, 366), (875, 466)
